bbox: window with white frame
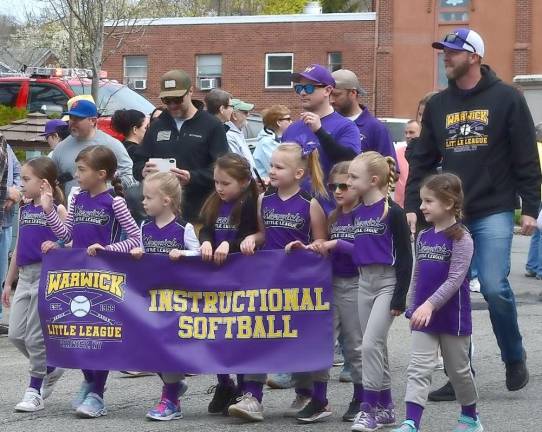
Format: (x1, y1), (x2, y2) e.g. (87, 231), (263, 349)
(123, 56), (148, 88)
(265, 53), (293, 88)
(328, 52), (342, 72)
(439, 0), (470, 23)
(196, 54), (222, 78)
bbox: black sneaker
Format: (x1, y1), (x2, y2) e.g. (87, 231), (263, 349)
(222, 387), (242, 416)
(342, 399), (360, 422)
(506, 353), (529, 391)
(207, 383), (236, 414)
(296, 398), (332, 423)
(428, 381), (456, 402)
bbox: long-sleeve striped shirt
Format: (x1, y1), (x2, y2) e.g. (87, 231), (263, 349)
(45, 189), (141, 253)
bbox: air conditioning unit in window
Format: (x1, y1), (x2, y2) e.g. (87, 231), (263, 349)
(199, 78), (218, 91)
(133, 79), (147, 90)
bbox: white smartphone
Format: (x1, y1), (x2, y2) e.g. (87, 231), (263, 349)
(149, 158), (176, 173)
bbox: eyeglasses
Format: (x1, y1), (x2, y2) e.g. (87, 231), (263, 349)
(279, 117), (292, 122)
(443, 33), (477, 53)
(294, 83), (325, 95)
(161, 96), (184, 105)
(327, 183), (349, 192)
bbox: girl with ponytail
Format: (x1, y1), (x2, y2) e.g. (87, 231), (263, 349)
(234, 139), (327, 423)
(1, 157), (67, 413)
(41, 145), (141, 419)
(312, 151), (412, 430)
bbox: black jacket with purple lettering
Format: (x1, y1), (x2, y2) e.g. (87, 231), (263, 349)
(405, 65), (541, 221)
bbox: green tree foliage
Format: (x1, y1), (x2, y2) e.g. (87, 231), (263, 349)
(0, 106), (27, 127)
(262, 0), (306, 14)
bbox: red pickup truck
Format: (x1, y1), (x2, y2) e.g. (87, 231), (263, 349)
(0, 67), (155, 140)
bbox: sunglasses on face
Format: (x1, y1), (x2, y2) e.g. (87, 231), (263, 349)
(161, 96), (184, 105)
(443, 33), (477, 53)
(294, 83), (326, 95)
(328, 183), (349, 192)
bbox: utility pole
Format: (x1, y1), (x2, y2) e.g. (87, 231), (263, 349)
(68, 9), (74, 67)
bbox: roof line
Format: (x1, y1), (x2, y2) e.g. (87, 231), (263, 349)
(105, 12), (376, 27)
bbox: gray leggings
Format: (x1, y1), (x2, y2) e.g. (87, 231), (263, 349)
(8, 263), (47, 378)
(358, 265), (395, 391)
(405, 331), (478, 407)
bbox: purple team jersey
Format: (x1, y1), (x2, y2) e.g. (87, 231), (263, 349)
(329, 210), (358, 277)
(213, 201), (238, 246)
(141, 217), (187, 254)
(351, 198), (394, 267)
(17, 202), (58, 266)
(413, 228), (472, 336)
(262, 188), (312, 250)
(355, 107), (398, 164)
(71, 190), (121, 249)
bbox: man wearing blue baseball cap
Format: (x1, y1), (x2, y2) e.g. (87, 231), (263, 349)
(281, 64), (360, 213)
(51, 99), (136, 197)
(405, 27), (539, 410)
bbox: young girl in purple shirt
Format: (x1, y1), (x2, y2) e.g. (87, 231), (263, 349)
(393, 173), (482, 432)
(42, 145), (141, 419)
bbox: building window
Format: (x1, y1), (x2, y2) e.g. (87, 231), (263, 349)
(439, 0), (469, 23)
(123, 56), (148, 89)
(328, 52), (342, 72)
(196, 54), (222, 90)
(437, 52), (448, 89)
(265, 53), (293, 88)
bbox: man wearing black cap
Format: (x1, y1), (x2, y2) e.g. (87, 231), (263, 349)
(133, 69), (228, 223)
(405, 28), (540, 396)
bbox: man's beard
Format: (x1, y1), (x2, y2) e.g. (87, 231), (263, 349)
(446, 59), (470, 81)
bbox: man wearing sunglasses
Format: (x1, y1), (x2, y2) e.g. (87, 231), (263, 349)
(330, 69), (397, 164)
(282, 64), (360, 212)
(405, 28), (540, 395)
(133, 69), (228, 223)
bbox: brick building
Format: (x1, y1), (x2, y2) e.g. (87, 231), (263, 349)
(103, 0), (542, 119)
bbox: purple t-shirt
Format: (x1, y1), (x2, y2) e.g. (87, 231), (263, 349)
(71, 190), (120, 248)
(17, 202), (57, 266)
(141, 217), (187, 254)
(350, 198), (394, 267)
(329, 210), (358, 277)
(355, 107), (398, 164)
(261, 188), (312, 250)
(412, 228), (472, 336)
(213, 201), (238, 246)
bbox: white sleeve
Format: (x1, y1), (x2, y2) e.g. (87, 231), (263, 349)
(183, 223), (201, 255)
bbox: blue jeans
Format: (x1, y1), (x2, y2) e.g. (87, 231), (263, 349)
(0, 226), (13, 319)
(466, 211), (524, 363)
(526, 227), (542, 277)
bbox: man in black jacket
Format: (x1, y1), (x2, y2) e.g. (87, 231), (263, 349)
(133, 70), (228, 222)
(405, 28), (540, 396)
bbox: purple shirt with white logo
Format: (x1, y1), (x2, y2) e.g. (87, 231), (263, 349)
(412, 227), (472, 336)
(141, 217), (187, 254)
(350, 198), (394, 266)
(329, 210), (358, 277)
(17, 202), (57, 266)
(213, 201), (238, 246)
(71, 190), (120, 248)
(261, 188), (312, 250)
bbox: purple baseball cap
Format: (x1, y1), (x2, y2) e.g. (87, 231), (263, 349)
(291, 64), (336, 87)
(432, 28), (485, 57)
(39, 119), (68, 137)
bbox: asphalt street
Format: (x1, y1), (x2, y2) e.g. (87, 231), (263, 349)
(1, 235), (541, 432)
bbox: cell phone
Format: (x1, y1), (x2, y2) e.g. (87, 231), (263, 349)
(149, 158), (176, 173)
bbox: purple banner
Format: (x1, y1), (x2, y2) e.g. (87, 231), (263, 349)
(38, 249), (333, 374)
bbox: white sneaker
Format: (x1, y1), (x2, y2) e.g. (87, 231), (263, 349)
(15, 388), (44, 412)
(227, 393), (264, 422)
(284, 394), (311, 417)
(469, 278), (481, 293)
(41, 368), (65, 399)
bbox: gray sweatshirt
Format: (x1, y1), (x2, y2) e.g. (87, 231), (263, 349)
(52, 129), (137, 195)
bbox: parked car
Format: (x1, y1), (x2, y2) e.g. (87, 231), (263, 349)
(0, 67), (155, 140)
(378, 117), (410, 147)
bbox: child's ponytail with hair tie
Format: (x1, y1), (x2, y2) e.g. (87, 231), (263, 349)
(112, 176), (125, 198)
